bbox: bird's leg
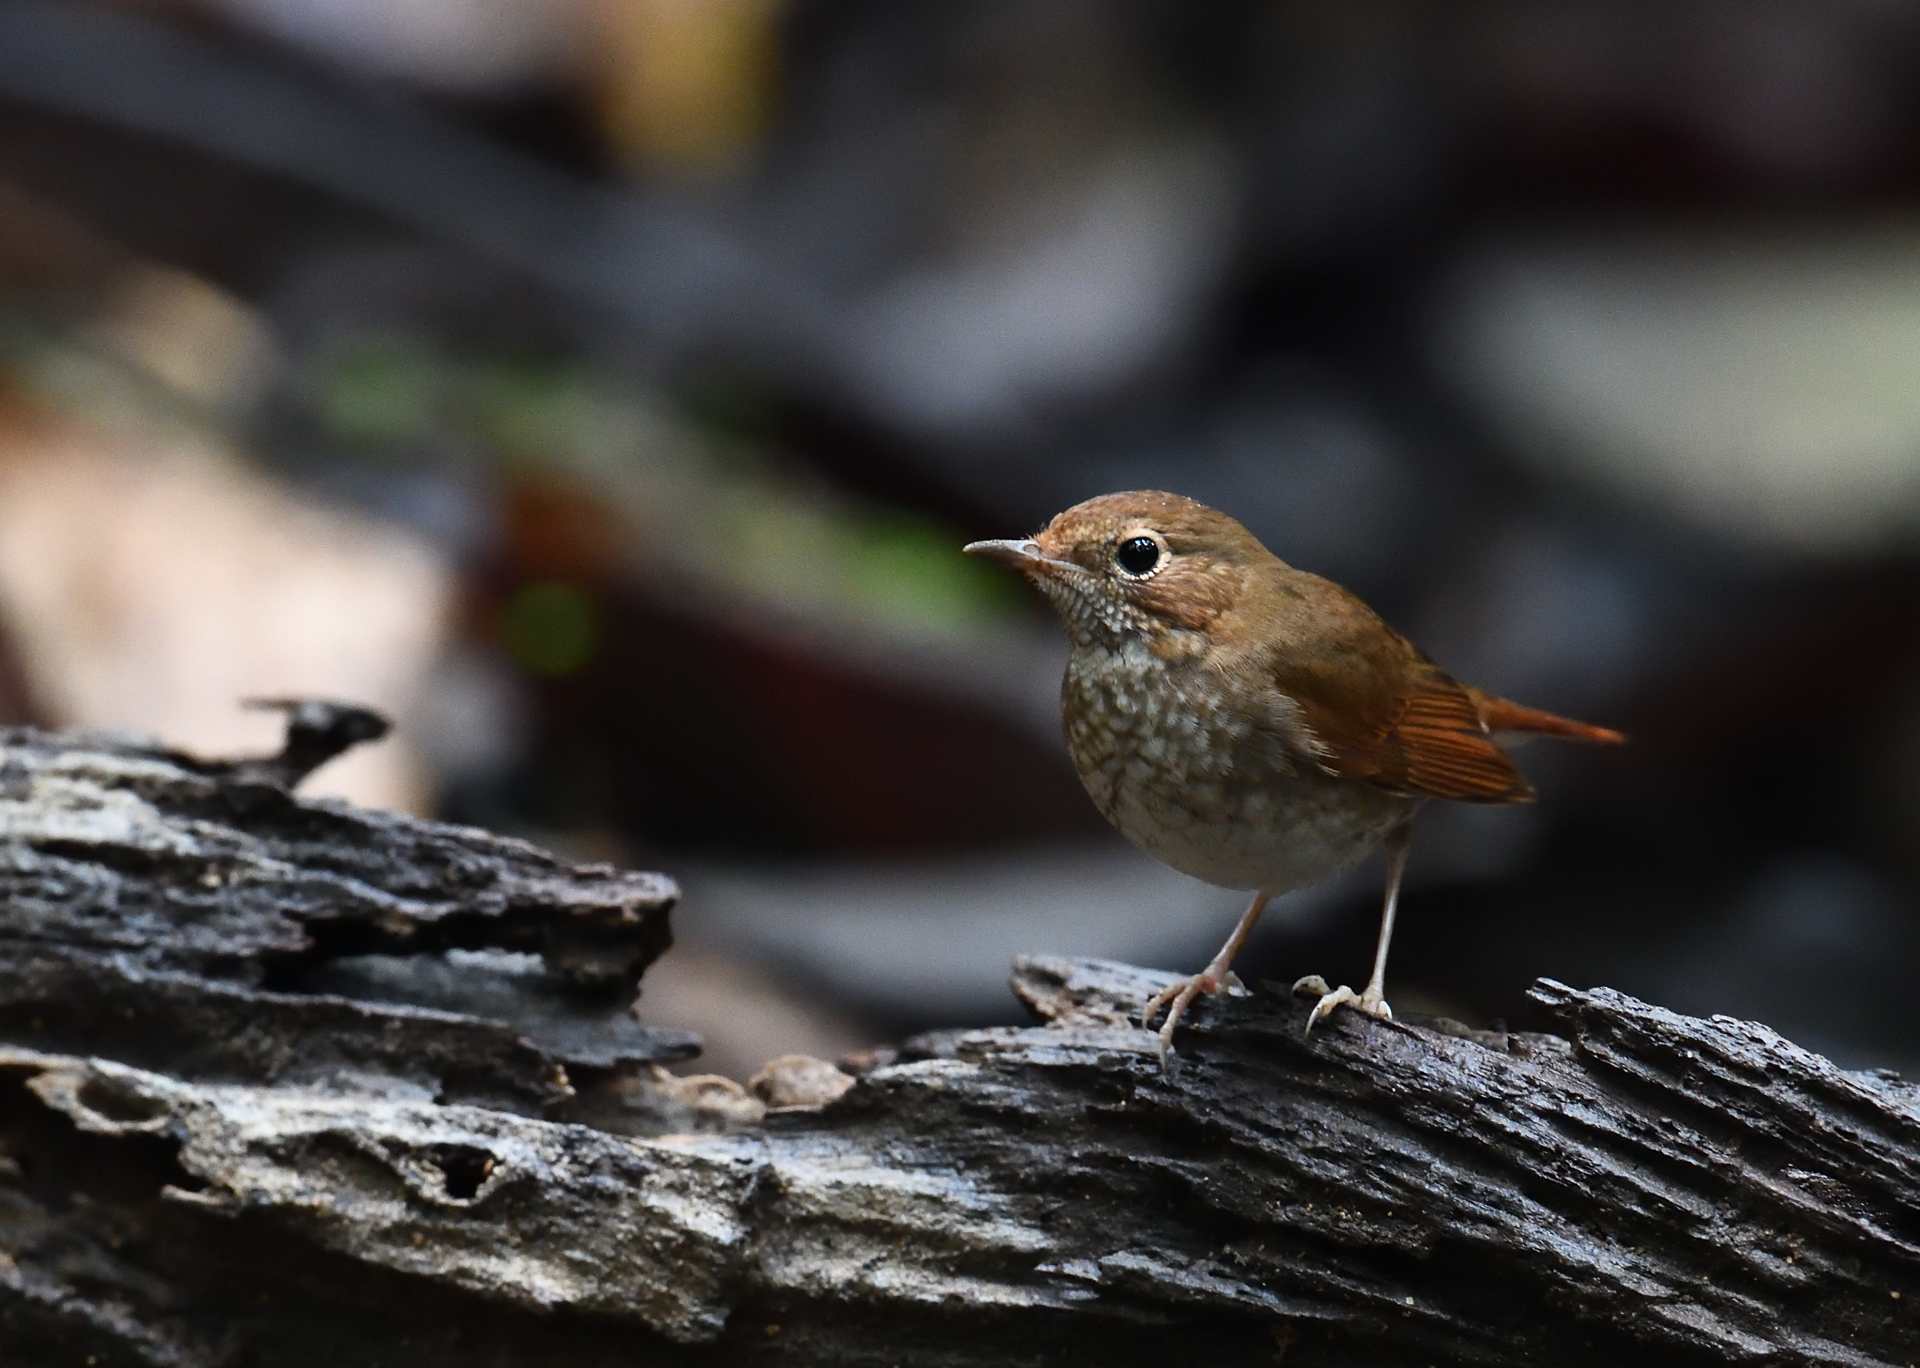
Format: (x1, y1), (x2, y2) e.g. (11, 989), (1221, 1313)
(1142, 890), (1270, 1060)
(1294, 820), (1413, 1035)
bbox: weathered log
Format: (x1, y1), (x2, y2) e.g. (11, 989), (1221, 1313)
(1, 719), (1916, 1366)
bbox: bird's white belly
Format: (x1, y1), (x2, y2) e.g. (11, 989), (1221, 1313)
(1109, 769), (1399, 892)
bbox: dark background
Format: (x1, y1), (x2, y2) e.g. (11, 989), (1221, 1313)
(1, 0), (1915, 1077)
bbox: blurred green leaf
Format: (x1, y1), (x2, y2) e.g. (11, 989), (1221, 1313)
(501, 580), (600, 677)
(313, 337), (442, 444)
(305, 333), (1028, 634)
(844, 516), (1017, 625)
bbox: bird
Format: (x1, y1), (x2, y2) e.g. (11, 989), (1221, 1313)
(965, 490), (1624, 1060)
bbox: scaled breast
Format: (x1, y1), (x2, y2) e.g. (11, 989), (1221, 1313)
(1059, 638), (1406, 892)
(1062, 642), (1246, 819)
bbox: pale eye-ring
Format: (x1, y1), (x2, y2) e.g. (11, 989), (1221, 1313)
(1114, 535), (1161, 577)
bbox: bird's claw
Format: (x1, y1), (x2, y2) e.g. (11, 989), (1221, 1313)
(1142, 969), (1242, 1063)
(1291, 974), (1392, 1037)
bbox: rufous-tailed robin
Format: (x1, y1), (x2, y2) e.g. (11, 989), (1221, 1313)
(966, 490), (1623, 1060)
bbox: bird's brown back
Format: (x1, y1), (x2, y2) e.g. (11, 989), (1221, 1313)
(1214, 562), (1620, 804)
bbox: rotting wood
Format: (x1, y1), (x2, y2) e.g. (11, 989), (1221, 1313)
(1, 717), (1915, 1367)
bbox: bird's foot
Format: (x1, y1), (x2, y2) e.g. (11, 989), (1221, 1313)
(1291, 975), (1393, 1037)
(1141, 970), (1246, 1063)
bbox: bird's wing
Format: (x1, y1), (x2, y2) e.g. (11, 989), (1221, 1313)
(1240, 575), (1534, 804)
(1278, 662), (1535, 803)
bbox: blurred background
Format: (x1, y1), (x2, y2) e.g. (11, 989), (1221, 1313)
(2, 0), (1917, 1078)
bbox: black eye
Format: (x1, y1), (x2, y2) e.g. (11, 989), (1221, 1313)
(1115, 536), (1160, 577)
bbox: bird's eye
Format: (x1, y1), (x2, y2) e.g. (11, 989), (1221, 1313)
(1115, 535), (1161, 577)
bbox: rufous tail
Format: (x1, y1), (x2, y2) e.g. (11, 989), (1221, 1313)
(1471, 692), (1626, 746)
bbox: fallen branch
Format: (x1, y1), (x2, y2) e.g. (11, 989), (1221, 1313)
(1, 718), (1914, 1366)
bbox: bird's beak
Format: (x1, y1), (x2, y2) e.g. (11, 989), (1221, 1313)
(963, 538), (1077, 576)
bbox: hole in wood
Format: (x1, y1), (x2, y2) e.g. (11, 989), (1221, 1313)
(428, 1143), (497, 1201)
(76, 1077), (166, 1126)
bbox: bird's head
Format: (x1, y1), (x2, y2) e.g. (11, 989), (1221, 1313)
(965, 491), (1274, 654)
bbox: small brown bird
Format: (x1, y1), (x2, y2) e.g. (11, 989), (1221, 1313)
(966, 490), (1623, 1058)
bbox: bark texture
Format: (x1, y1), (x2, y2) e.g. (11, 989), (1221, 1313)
(1, 719), (1916, 1367)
